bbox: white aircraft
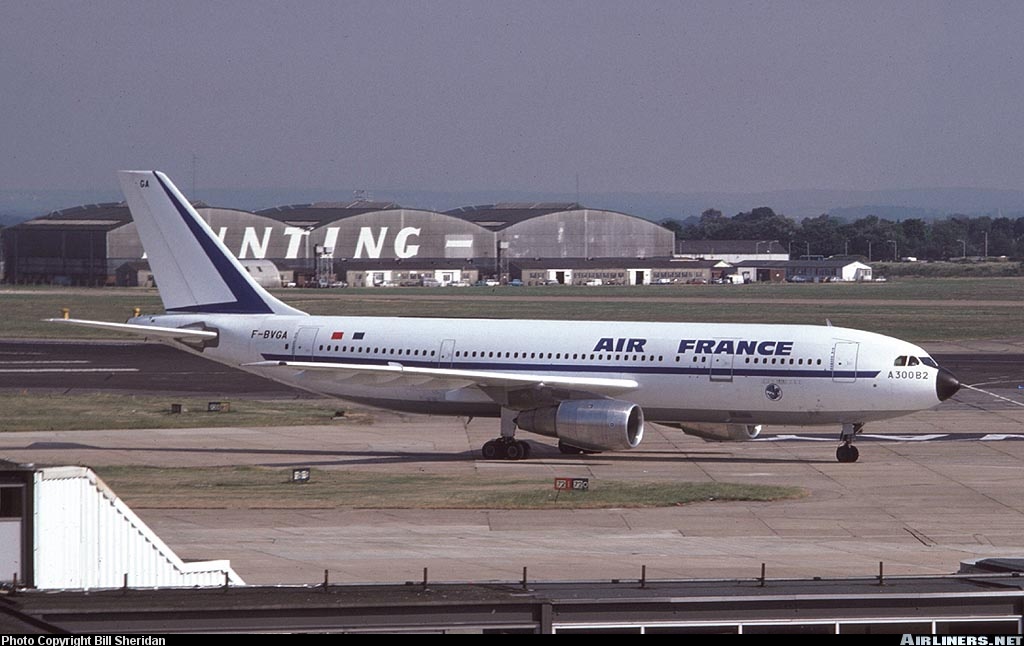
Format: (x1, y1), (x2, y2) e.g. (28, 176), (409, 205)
(50, 171), (961, 463)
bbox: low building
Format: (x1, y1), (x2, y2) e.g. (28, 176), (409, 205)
(338, 259), (485, 287)
(511, 259), (729, 286)
(114, 260), (154, 287)
(733, 259), (873, 282)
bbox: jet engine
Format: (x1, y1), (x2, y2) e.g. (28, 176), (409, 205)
(514, 399), (644, 452)
(676, 423), (763, 442)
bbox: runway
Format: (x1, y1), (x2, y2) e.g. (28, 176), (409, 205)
(0, 340), (304, 396)
(1, 339), (1023, 585)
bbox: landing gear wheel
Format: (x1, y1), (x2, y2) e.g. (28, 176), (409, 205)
(482, 440), (505, 460)
(505, 441), (524, 460)
(836, 444), (860, 463)
(482, 438), (532, 460)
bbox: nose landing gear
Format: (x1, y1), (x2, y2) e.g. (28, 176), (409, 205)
(836, 422), (864, 463)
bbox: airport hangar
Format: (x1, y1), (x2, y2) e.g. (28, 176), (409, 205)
(1, 199), (686, 287)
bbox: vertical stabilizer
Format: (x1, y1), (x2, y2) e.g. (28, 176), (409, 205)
(118, 170), (305, 315)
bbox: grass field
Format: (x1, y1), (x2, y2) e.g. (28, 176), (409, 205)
(3, 277), (1023, 342)
(93, 465), (805, 510)
(0, 392), (361, 432)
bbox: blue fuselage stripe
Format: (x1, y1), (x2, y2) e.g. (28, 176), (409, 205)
(261, 353), (879, 380)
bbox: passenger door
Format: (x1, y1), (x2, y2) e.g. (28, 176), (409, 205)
(832, 342), (859, 383)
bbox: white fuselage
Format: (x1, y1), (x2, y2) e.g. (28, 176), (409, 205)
(131, 313), (944, 426)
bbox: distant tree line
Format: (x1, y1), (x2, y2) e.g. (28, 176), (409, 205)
(661, 208), (1024, 261)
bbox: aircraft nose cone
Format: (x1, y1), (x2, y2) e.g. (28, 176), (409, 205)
(936, 367), (961, 402)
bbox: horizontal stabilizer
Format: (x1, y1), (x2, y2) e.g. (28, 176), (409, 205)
(45, 318), (218, 340)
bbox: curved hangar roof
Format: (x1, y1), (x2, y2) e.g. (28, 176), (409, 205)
(255, 200), (402, 227)
(447, 203), (675, 259)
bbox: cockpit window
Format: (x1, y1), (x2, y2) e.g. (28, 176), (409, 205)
(907, 356), (920, 366)
(920, 357), (938, 368)
(894, 356), (907, 366)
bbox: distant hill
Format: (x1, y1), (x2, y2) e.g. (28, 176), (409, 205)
(4, 186), (1024, 224)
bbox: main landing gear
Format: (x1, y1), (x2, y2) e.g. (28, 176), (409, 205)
(482, 437), (532, 460)
(836, 422), (863, 463)
(481, 407), (533, 461)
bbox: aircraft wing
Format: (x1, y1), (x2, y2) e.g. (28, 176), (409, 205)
(245, 359), (639, 395)
(45, 318), (218, 341)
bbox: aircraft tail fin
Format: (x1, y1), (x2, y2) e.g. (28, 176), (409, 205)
(118, 170), (305, 316)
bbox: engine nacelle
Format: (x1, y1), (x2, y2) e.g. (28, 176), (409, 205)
(514, 399), (644, 451)
(677, 423), (763, 442)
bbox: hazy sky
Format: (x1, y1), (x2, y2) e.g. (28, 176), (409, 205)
(3, 1), (1023, 194)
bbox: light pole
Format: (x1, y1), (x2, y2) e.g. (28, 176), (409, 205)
(956, 239), (966, 259)
(888, 239), (897, 262)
